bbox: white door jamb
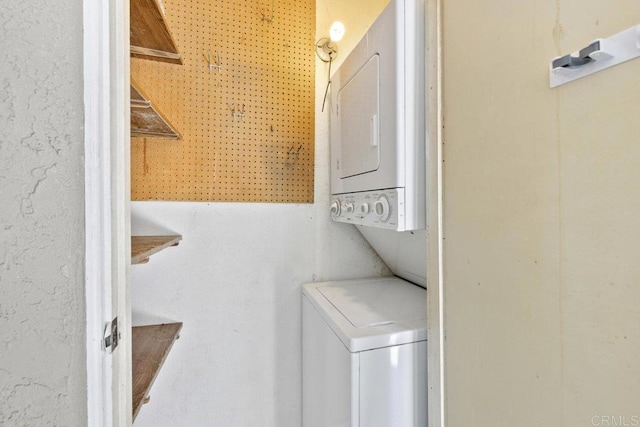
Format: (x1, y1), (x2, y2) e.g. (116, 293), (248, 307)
(83, 0), (131, 424)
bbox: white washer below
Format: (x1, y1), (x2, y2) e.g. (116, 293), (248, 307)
(302, 277), (427, 427)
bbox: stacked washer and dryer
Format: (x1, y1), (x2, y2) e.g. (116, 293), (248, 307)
(302, 0), (428, 426)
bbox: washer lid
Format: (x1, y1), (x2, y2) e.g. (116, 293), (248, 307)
(318, 279), (426, 328)
(303, 277), (427, 352)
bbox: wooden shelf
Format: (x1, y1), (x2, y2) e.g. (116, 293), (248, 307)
(132, 323), (183, 421)
(130, 0), (182, 64)
(131, 80), (181, 140)
(131, 235), (182, 265)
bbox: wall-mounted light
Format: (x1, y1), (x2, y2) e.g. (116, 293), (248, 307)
(316, 21), (345, 62)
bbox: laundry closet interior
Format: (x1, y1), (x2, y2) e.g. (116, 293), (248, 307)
(127, 0), (429, 425)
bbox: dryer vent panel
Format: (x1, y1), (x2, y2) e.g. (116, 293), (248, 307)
(131, 0), (315, 203)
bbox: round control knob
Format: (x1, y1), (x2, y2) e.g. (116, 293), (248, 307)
(344, 203), (355, 214)
(360, 203), (370, 214)
(330, 200), (341, 217)
(374, 195), (391, 222)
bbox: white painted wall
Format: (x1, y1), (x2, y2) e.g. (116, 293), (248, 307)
(443, 1), (640, 426)
(0, 0), (87, 425)
(131, 4), (391, 425)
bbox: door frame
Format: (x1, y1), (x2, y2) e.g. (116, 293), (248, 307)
(83, 0), (131, 424)
(83, 0), (441, 425)
(425, 0), (445, 426)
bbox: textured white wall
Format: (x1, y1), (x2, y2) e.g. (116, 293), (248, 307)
(0, 0), (87, 425)
(130, 5), (390, 423)
(131, 202), (387, 426)
(443, 1), (640, 426)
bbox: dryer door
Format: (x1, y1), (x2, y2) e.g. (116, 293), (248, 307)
(337, 54), (380, 179)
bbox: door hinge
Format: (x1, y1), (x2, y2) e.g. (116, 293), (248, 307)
(103, 317), (120, 353)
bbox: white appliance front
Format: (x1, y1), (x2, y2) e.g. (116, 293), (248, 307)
(330, 0), (425, 232)
(302, 278), (427, 427)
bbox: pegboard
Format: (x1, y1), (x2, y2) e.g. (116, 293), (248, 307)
(131, 0), (315, 202)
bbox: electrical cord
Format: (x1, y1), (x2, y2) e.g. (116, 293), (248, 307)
(321, 56), (332, 112)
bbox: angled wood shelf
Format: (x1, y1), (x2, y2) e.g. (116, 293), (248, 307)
(130, 0), (183, 64)
(131, 80), (181, 140)
(131, 234), (182, 265)
(132, 322), (183, 421)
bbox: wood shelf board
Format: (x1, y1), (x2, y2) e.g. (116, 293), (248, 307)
(131, 48), (183, 65)
(131, 234), (182, 265)
(132, 322), (183, 421)
(130, 0), (183, 64)
(131, 80), (182, 140)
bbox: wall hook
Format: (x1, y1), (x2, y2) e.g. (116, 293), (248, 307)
(231, 103), (246, 121)
(287, 144), (302, 160)
(204, 50), (222, 73)
(261, 0), (274, 23)
(552, 41), (601, 69)
(550, 24), (640, 88)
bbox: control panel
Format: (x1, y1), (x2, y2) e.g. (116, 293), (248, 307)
(330, 189), (406, 231)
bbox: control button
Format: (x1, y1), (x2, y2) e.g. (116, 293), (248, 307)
(344, 203), (355, 214)
(374, 195), (391, 222)
(360, 203), (370, 214)
(330, 200), (341, 217)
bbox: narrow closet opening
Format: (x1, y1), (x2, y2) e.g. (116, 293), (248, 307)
(127, 0), (316, 422)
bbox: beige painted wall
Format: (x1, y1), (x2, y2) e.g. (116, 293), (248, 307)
(443, 1), (640, 426)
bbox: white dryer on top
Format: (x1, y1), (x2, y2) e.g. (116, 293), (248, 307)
(330, 0), (426, 232)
